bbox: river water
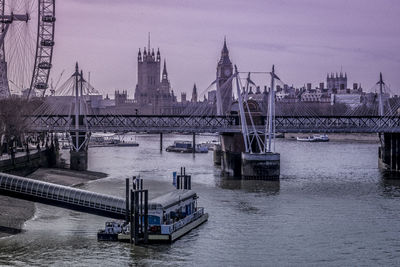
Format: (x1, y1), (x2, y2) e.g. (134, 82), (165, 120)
(1, 134), (400, 266)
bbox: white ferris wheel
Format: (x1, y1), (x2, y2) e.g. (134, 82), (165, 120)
(0, 0), (55, 99)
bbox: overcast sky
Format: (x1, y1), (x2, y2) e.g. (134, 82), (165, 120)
(52, 0), (400, 98)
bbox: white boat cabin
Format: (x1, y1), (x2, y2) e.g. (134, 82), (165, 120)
(147, 190), (198, 226)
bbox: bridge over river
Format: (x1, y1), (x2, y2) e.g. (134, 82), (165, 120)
(25, 115), (400, 134)
(20, 66), (400, 178)
(0, 172), (126, 219)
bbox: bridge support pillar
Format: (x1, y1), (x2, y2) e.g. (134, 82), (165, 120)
(379, 133), (400, 176)
(160, 133), (163, 151)
(221, 133), (245, 177)
(70, 131), (89, 171)
(241, 153), (280, 180)
(213, 144), (222, 166)
(192, 133), (196, 154)
(70, 151), (88, 171)
(220, 133), (281, 180)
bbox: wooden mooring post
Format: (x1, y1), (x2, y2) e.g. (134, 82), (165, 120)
(125, 178), (130, 223)
(129, 176), (149, 245)
(176, 167), (191, 190)
(160, 133), (163, 152)
(192, 133), (196, 154)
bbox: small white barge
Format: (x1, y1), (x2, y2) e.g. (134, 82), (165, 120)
(98, 190), (208, 244)
(296, 134), (329, 142)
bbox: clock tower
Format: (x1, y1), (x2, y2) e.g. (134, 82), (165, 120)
(216, 38), (233, 115)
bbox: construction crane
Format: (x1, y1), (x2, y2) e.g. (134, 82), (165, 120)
(48, 70), (65, 96)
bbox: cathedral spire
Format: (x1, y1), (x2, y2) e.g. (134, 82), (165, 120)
(138, 48), (142, 61)
(156, 48), (160, 61)
(222, 36), (229, 55)
(162, 59), (168, 80)
(218, 37), (232, 66)
(148, 32), (151, 51)
(191, 83), (198, 102)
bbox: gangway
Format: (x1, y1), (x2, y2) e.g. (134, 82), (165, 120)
(0, 173), (126, 219)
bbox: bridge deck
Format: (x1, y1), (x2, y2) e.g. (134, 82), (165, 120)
(24, 115), (400, 133)
(0, 173), (126, 219)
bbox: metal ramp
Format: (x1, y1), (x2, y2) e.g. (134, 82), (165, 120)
(0, 173), (126, 219)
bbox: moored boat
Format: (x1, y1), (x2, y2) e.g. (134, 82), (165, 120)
(166, 141), (193, 153)
(97, 221), (127, 241)
(90, 136), (139, 147)
(116, 141), (139, 147)
(296, 134), (329, 142)
(201, 140), (220, 151)
(313, 134), (329, 142)
(98, 190), (208, 243)
(166, 141), (208, 153)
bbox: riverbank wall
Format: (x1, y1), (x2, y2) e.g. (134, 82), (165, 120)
(0, 147), (61, 175)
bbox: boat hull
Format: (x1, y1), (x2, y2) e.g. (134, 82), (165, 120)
(97, 232), (118, 241)
(117, 213), (209, 244)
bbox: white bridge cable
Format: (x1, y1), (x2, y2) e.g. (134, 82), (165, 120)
(241, 72), (264, 153)
(234, 68), (250, 152)
(372, 83), (400, 132)
(179, 74), (236, 117)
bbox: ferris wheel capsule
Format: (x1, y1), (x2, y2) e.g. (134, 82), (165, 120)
(35, 82), (48, 90)
(42, 15), (56, 23)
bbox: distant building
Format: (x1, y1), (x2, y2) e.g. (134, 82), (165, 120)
(134, 42), (174, 114)
(181, 92), (187, 103)
(276, 84), (299, 103)
(115, 90), (128, 105)
(327, 72), (347, 92)
(301, 89), (322, 102)
(191, 84), (198, 102)
(216, 38), (233, 115)
(331, 93), (362, 108)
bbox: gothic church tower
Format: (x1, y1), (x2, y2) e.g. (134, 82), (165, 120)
(134, 36), (174, 114)
(216, 38), (233, 115)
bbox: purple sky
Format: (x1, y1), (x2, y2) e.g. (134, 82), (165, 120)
(52, 0), (400, 98)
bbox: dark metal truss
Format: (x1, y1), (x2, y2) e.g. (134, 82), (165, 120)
(24, 115), (400, 133)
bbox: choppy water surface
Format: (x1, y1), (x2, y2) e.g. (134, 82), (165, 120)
(1, 134), (400, 266)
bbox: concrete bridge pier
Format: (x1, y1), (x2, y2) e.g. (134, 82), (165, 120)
(213, 144), (222, 166)
(220, 133), (280, 180)
(160, 133), (163, 152)
(241, 153), (280, 180)
(220, 133), (244, 177)
(70, 131), (88, 171)
(192, 133), (196, 154)
(379, 133), (400, 176)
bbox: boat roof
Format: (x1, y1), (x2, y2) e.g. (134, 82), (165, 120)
(148, 190), (197, 210)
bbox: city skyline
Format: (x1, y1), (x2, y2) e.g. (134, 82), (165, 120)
(52, 0), (400, 98)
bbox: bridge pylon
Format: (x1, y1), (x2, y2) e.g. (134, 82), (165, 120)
(216, 65), (280, 180)
(379, 133), (400, 175)
(69, 63), (89, 171)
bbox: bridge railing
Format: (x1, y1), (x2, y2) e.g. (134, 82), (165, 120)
(24, 115), (400, 133)
(25, 115), (240, 133)
(275, 116), (400, 133)
(0, 173), (126, 218)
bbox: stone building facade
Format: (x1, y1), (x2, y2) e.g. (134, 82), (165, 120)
(134, 44), (174, 114)
(327, 72), (347, 92)
(216, 38), (233, 115)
